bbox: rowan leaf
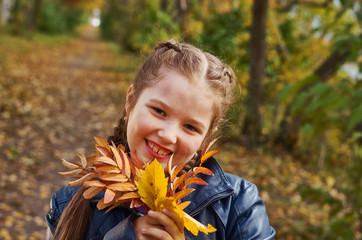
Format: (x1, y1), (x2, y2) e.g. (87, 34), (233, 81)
(58, 168), (83, 176)
(193, 167), (214, 176)
(184, 177), (207, 188)
(94, 156), (117, 166)
(77, 153), (87, 168)
(183, 211), (217, 235)
(117, 191), (140, 201)
(83, 186), (103, 199)
(107, 182), (138, 192)
(200, 149), (221, 164)
(104, 189), (116, 204)
(83, 180), (106, 188)
(96, 165), (121, 174)
(202, 137), (220, 156)
(110, 145), (123, 170)
(173, 188), (195, 202)
(94, 136), (110, 150)
(68, 172), (96, 186)
(96, 146), (112, 158)
(98, 173), (128, 182)
(61, 159), (79, 169)
(120, 149), (131, 178)
(178, 201), (191, 210)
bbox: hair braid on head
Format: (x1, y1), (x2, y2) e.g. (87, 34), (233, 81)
(107, 108), (128, 145)
(155, 39), (181, 52)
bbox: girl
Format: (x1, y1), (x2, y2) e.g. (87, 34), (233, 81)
(46, 39), (275, 240)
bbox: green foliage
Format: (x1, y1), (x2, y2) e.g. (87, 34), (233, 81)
(37, 0), (86, 34)
(100, 1), (180, 52)
(200, 7), (249, 68)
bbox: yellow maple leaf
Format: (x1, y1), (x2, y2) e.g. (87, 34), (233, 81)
(136, 159), (217, 236)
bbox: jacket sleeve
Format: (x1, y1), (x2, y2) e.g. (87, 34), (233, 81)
(228, 180), (275, 240)
(103, 214), (138, 240)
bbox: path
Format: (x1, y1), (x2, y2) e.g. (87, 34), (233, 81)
(0, 26), (136, 239)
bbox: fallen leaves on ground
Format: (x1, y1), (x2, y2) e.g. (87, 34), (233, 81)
(0, 26), (136, 239)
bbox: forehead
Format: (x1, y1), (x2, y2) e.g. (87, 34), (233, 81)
(139, 67), (215, 124)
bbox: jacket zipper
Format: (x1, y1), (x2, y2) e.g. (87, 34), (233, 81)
(189, 191), (234, 217)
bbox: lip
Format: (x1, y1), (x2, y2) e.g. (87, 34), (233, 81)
(145, 139), (173, 161)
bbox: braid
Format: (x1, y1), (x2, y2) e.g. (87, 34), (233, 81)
(107, 108), (127, 144)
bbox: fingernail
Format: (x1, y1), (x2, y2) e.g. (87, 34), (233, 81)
(141, 228), (147, 233)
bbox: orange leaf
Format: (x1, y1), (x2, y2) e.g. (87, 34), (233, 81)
(83, 186), (103, 199)
(104, 189), (116, 204)
(193, 167), (214, 176)
(77, 153), (87, 168)
(59, 168), (83, 176)
(171, 164), (184, 183)
(200, 149), (221, 164)
(117, 191), (140, 201)
(201, 137), (220, 156)
(97, 198), (113, 210)
(98, 173), (128, 182)
(110, 146), (123, 170)
(94, 136), (110, 150)
(107, 182), (137, 192)
(120, 149), (131, 178)
(184, 177), (207, 188)
(83, 180), (106, 188)
(96, 165), (121, 174)
(61, 159), (79, 169)
(94, 156), (117, 166)
(178, 201), (191, 210)
(130, 152), (144, 169)
(173, 188), (195, 202)
(69, 172), (96, 187)
(173, 171), (193, 190)
(96, 146), (112, 158)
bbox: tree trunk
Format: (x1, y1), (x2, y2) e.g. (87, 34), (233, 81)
(1, 0), (14, 25)
(177, 0), (190, 41)
(241, 0), (268, 147)
(275, 34), (361, 151)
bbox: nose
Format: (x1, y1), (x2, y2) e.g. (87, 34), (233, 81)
(158, 121), (178, 144)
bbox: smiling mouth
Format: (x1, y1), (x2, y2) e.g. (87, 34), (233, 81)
(146, 140), (172, 156)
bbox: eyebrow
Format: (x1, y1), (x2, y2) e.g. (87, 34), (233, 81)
(148, 99), (208, 132)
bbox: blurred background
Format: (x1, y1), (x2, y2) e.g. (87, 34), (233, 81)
(0, 0), (361, 239)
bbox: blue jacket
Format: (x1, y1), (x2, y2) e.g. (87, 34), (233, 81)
(46, 157), (275, 239)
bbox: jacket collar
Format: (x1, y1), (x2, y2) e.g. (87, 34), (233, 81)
(182, 157), (234, 220)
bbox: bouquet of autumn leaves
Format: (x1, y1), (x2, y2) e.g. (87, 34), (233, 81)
(59, 136), (220, 236)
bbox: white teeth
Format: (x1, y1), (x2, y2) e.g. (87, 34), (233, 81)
(148, 141), (170, 156)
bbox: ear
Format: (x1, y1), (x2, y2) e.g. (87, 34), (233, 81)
(125, 84), (134, 115)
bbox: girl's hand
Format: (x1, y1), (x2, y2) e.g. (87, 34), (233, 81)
(133, 208), (185, 240)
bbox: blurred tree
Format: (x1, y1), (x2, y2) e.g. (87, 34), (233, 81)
(274, 0), (362, 151)
(242, 0), (268, 147)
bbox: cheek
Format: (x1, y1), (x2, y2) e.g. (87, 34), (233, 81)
(177, 136), (205, 162)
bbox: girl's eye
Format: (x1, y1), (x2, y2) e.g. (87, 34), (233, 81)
(184, 124), (197, 132)
(152, 107), (165, 116)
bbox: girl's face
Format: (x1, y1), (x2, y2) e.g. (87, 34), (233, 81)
(126, 67), (214, 169)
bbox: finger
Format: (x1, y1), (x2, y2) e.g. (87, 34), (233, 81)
(162, 208), (184, 232)
(141, 227), (172, 240)
(148, 210), (184, 239)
